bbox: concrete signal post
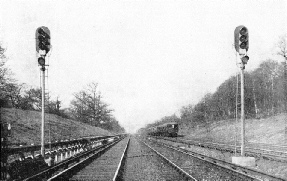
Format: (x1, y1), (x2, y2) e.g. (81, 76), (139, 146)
(232, 25), (255, 167)
(36, 26), (51, 157)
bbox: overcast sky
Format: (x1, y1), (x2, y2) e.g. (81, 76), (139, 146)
(1, 0), (286, 133)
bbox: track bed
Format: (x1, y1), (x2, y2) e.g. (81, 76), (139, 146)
(69, 137), (129, 181)
(122, 136), (187, 181)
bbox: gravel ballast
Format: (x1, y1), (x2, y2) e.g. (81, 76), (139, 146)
(122, 136), (187, 181)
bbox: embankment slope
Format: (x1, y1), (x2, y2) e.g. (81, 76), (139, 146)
(1, 108), (113, 146)
(181, 113), (286, 145)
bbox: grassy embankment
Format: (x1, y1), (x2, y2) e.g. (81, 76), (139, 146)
(179, 113), (287, 179)
(180, 113), (286, 145)
(1, 108), (113, 146)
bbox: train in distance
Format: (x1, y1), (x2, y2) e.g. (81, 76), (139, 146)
(147, 122), (179, 137)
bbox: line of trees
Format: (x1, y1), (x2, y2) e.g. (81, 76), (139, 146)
(0, 50), (65, 116)
(147, 35), (287, 129)
(69, 82), (125, 133)
(179, 59), (286, 126)
(0, 43), (125, 133)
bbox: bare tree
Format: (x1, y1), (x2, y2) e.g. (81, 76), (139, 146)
(70, 82), (114, 127)
(276, 34), (287, 144)
(277, 34), (287, 60)
(0, 44), (12, 87)
(276, 34), (287, 113)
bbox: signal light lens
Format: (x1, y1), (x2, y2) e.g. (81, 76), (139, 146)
(239, 35), (247, 42)
(241, 55), (249, 64)
(240, 42), (248, 49)
(38, 35), (45, 41)
(38, 28), (44, 34)
(240, 27), (247, 35)
(38, 57), (45, 66)
(38, 28), (50, 39)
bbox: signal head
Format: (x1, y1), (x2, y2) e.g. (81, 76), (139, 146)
(36, 26), (51, 54)
(234, 25), (249, 53)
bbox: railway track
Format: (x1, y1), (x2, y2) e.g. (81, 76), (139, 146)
(48, 136), (194, 181)
(22, 135), (285, 180)
(122, 136), (195, 181)
(148, 137), (286, 181)
(145, 138), (259, 181)
(48, 136), (130, 181)
(22, 136), (126, 181)
(157, 136), (287, 162)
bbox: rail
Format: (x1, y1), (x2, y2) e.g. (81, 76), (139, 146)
(47, 135), (127, 180)
(158, 136), (287, 162)
(142, 140), (198, 181)
(4, 134), (126, 180)
(150, 137), (286, 181)
(112, 137), (130, 181)
(23, 135), (126, 181)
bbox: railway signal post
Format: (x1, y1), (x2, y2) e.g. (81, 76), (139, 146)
(232, 25), (255, 167)
(36, 26), (51, 156)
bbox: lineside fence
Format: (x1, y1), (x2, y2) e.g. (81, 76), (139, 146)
(1, 134), (122, 180)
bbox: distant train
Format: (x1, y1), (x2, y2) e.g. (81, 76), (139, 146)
(147, 122), (179, 137)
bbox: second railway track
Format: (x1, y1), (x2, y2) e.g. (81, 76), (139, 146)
(158, 136), (287, 162)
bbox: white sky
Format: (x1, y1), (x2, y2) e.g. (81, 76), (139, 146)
(1, 0), (286, 133)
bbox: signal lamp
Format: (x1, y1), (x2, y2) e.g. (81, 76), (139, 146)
(38, 57), (45, 66)
(241, 55), (249, 64)
(239, 27), (247, 35)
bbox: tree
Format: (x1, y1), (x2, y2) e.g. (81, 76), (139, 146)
(276, 34), (287, 112)
(251, 60), (284, 115)
(100, 117), (125, 133)
(0, 43), (6, 60)
(276, 34), (287, 60)
(275, 34), (287, 144)
(180, 104), (193, 124)
(70, 82), (114, 127)
(0, 44), (12, 107)
(21, 88), (42, 110)
(175, 59), (285, 130)
(3, 83), (26, 108)
(0, 44), (9, 85)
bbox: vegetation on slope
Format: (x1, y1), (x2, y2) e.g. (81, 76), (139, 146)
(1, 108), (113, 146)
(180, 113), (286, 145)
(144, 59), (287, 145)
(1, 42), (125, 133)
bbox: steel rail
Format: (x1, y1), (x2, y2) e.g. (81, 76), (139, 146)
(151, 138), (286, 181)
(46, 138), (124, 181)
(141, 140), (198, 181)
(22, 136), (125, 181)
(159, 137), (287, 162)
(199, 141), (287, 158)
(112, 137), (130, 181)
